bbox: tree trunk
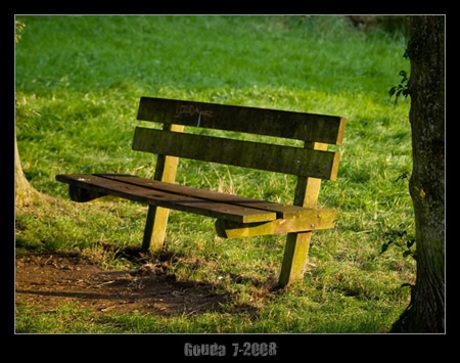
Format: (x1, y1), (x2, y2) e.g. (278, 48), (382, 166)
(391, 16), (445, 333)
(15, 135), (39, 206)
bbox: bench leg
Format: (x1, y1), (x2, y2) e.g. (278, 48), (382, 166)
(278, 231), (312, 288)
(142, 205), (170, 253)
(141, 123), (185, 253)
(278, 142), (326, 287)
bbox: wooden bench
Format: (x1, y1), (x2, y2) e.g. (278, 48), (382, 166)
(56, 97), (346, 287)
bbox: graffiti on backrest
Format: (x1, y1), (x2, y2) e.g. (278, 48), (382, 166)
(174, 104), (214, 119)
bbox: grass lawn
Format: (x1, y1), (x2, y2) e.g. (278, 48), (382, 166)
(15, 15), (415, 333)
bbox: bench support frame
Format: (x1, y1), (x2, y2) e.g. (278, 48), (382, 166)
(278, 142), (326, 287)
(142, 123), (185, 252)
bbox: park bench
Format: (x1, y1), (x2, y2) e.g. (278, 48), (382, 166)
(56, 97), (346, 287)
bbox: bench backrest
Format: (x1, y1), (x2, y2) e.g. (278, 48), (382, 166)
(133, 97), (346, 181)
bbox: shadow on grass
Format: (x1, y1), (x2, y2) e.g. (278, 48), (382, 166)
(15, 244), (271, 317)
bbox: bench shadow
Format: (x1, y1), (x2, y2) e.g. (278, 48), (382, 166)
(16, 246), (268, 317)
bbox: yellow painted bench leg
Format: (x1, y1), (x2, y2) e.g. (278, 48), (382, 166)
(142, 205), (170, 253)
(278, 141), (326, 288)
(141, 123), (184, 253)
(278, 231), (312, 287)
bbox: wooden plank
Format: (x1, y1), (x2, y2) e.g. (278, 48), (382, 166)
(215, 208), (337, 238)
(95, 173), (312, 219)
(137, 97), (346, 145)
(56, 174), (277, 223)
(132, 127), (341, 180)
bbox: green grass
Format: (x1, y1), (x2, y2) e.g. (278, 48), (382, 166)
(15, 15), (414, 333)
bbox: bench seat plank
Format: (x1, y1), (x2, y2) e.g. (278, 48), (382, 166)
(56, 174), (278, 223)
(94, 173), (312, 219)
(56, 174), (276, 223)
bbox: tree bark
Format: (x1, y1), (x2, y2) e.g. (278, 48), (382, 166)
(391, 16), (445, 333)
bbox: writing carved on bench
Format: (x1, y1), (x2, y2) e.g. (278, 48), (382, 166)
(174, 105), (214, 119)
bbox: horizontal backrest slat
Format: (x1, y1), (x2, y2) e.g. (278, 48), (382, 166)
(137, 97), (346, 145)
(132, 127), (341, 180)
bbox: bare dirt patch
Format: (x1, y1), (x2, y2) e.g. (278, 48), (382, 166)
(15, 251), (228, 315)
